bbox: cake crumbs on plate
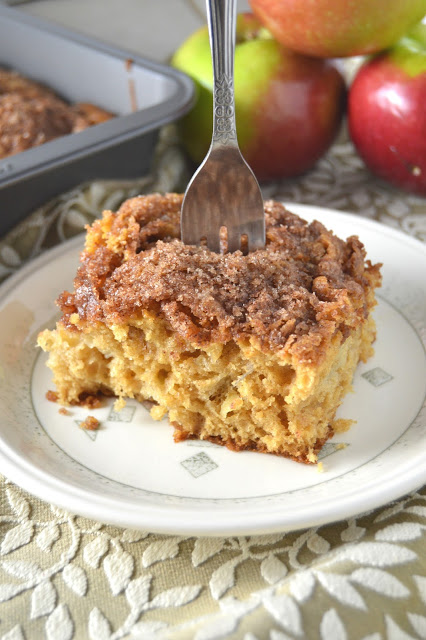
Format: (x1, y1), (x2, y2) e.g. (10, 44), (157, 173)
(114, 397), (127, 412)
(46, 390), (58, 403)
(58, 407), (69, 416)
(79, 416), (100, 431)
(317, 461), (325, 473)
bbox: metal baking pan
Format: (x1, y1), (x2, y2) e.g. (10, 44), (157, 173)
(0, 5), (194, 237)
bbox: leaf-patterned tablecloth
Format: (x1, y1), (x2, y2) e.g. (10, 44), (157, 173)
(0, 126), (425, 640)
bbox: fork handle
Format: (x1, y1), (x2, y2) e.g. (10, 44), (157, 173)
(207, 0), (238, 149)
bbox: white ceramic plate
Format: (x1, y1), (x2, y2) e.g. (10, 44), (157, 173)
(0, 204), (425, 536)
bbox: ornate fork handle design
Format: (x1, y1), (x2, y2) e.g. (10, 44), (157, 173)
(180, 0), (265, 254)
(213, 74), (237, 144)
(208, 0), (238, 147)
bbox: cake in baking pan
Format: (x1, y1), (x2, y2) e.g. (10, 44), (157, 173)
(0, 67), (113, 158)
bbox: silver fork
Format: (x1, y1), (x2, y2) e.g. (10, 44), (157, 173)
(180, 0), (265, 254)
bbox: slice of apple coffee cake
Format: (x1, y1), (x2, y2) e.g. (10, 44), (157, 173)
(37, 193), (381, 463)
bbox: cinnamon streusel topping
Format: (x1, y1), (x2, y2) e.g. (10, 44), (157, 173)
(57, 193), (381, 363)
(0, 93), (74, 158)
(0, 68), (114, 159)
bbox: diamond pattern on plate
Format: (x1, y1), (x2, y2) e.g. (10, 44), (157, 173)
(362, 367), (393, 387)
(181, 452), (218, 478)
(108, 405), (136, 422)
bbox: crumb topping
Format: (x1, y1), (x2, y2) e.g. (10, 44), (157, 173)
(0, 93), (74, 157)
(0, 68), (114, 159)
(79, 416), (100, 431)
(0, 68), (57, 100)
(57, 193), (381, 363)
(46, 390), (58, 403)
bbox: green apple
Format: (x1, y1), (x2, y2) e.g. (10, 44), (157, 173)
(171, 13), (346, 181)
(249, 0), (426, 58)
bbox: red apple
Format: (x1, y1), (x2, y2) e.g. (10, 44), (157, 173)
(348, 21), (426, 195)
(171, 13), (346, 181)
(249, 0), (426, 58)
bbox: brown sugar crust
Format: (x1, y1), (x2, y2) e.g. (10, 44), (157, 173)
(57, 193), (381, 365)
(0, 68), (114, 158)
(0, 93), (74, 158)
(72, 102), (114, 132)
(0, 68), (57, 100)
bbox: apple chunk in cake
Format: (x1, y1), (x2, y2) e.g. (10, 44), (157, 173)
(37, 193), (381, 463)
